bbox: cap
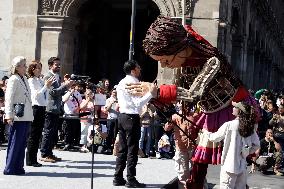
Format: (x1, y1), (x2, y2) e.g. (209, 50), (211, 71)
(232, 101), (247, 114)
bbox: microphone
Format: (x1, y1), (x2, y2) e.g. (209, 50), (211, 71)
(70, 74), (90, 80)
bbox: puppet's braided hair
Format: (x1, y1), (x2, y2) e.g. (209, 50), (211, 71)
(143, 16), (227, 63)
(238, 102), (256, 137)
(143, 16), (188, 56)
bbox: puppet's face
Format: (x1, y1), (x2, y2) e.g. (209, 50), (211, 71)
(150, 48), (190, 69)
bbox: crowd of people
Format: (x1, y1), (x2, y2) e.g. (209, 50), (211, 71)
(0, 15), (283, 189)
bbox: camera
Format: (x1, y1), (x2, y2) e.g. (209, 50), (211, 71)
(70, 74), (90, 82)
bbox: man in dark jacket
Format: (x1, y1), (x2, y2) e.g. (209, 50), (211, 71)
(40, 57), (73, 162)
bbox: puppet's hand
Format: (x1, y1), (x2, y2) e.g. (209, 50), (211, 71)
(176, 87), (194, 102)
(126, 82), (157, 98)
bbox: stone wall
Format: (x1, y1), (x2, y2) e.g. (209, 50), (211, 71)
(0, 0), (284, 90)
(0, 0), (13, 77)
(0, 0), (38, 77)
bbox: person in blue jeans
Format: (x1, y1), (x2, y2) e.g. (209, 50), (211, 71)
(138, 103), (154, 157)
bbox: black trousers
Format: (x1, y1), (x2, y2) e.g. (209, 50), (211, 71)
(106, 119), (118, 149)
(40, 112), (59, 157)
(26, 106), (46, 164)
(63, 118), (80, 146)
(0, 115), (5, 143)
(114, 113), (141, 181)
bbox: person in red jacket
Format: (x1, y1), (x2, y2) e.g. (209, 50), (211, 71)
(127, 16), (260, 188)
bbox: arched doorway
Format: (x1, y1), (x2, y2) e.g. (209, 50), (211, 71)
(73, 0), (160, 86)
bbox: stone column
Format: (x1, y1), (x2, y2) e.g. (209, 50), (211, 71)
(258, 52), (265, 88)
(253, 50), (260, 90)
(0, 0), (13, 76)
(37, 15), (76, 75)
(59, 17), (77, 75)
(246, 43), (254, 88)
(266, 58), (272, 88)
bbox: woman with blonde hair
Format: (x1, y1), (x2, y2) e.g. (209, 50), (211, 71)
(4, 56), (33, 175)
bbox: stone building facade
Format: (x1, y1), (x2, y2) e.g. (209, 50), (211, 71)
(0, 0), (283, 90)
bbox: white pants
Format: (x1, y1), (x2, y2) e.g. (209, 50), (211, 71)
(174, 149), (193, 189)
(80, 122), (91, 146)
(220, 167), (246, 189)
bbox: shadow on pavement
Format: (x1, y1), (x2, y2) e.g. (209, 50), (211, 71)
(41, 164), (115, 170)
(145, 184), (167, 188)
(208, 183), (216, 189)
(162, 177), (216, 189)
(25, 172), (113, 178)
(78, 160), (116, 165)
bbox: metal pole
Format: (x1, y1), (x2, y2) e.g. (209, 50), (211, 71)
(129, 0), (136, 60)
(182, 0), (186, 26)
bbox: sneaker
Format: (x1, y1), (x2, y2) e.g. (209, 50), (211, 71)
(274, 170), (283, 176)
(27, 162), (42, 167)
(113, 177), (127, 186)
(138, 149), (145, 158)
(125, 179), (146, 188)
(80, 147), (89, 153)
(40, 156), (56, 163)
(156, 152), (161, 159)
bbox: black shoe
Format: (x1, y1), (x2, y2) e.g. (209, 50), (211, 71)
(32, 162), (42, 167)
(113, 178), (126, 186)
(125, 179), (146, 188)
(27, 162), (42, 167)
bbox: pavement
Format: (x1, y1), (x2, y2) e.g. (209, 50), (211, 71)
(0, 147), (283, 189)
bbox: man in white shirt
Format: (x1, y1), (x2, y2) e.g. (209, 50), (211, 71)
(113, 60), (157, 188)
(61, 83), (83, 150)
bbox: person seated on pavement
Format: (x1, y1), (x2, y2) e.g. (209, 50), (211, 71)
(157, 133), (172, 159)
(250, 129), (283, 176)
(269, 104), (284, 165)
(87, 120), (108, 153)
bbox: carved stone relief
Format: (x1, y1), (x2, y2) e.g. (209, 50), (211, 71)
(39, 0), (187, 17)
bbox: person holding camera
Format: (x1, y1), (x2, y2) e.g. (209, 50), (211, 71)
(3, 56), (33, 175)
(40, 57), (74, 163)
(62, 82), (83, 151)
(79, 88), (95, 153)
(250, 129), (283, 176)
(87, 119), (108, 152)
(104, 88), (119, 154)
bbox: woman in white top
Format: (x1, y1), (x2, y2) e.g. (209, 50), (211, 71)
(203, 101), (260, 189)
(80, 89), (95, 152)
(26, 61), (54, 167)
(4, 56), (34, 175)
